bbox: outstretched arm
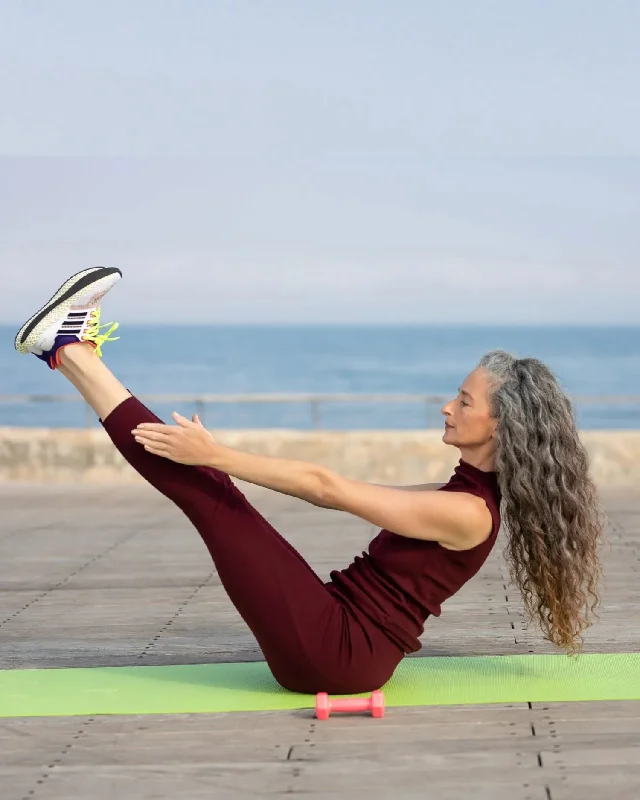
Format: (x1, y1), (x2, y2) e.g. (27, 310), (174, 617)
(132, 414), (488, 550)
(211, 451), (484, 550)
(372, 482), (445, 492)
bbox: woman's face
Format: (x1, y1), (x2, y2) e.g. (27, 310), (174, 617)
(441, 367), (498, 449)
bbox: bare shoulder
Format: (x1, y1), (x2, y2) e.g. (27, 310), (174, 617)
(438, 491), (494, 551)
(327, 474), (493, 550)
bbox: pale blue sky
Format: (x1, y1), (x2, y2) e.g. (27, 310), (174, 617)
(0, 2), (638, 324)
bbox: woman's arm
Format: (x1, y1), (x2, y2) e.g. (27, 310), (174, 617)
(372, 482), (446, 491)
(131, 416), (489, 550)
(320, 473), (491, 549)
(209, 449), (487, 550)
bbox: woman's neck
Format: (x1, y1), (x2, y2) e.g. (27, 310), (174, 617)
(458, 446), (496, 473)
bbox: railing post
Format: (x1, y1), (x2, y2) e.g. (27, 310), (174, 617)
(311, 399), (321, 430)
(195, 399), (206, 427)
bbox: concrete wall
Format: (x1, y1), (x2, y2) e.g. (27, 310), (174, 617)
(1, 428), (639, 485)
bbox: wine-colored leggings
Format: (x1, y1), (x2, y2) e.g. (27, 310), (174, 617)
(102, 396), (404, 694)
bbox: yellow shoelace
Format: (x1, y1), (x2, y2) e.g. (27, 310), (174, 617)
(84, 308), (120, 358)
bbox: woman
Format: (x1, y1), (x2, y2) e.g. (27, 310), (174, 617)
(15, 267), (606, 694)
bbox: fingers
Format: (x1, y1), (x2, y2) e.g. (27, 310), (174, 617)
(133, 430), (170, 444)
(133, 414), (196, 434)
(133, 427), (172, 454)
(131, 414), (201, 463)
(133, 423), (169, 433)
(141, 443), (170, 456)
(136, 436), (170, 452)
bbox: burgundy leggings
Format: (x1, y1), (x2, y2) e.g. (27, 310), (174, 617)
(102, 396), (404, 694)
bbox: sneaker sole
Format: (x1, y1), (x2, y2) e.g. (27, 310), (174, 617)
(14, 267), (123, 354)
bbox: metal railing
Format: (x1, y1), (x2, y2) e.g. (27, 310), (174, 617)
(2, 393), (640, 428)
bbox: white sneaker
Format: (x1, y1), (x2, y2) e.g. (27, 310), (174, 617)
(14, 267), (123, 369)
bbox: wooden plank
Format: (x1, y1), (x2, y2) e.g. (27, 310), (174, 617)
(0, 766), (549, 800)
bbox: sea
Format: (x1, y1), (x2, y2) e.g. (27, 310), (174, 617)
(2, 325), (640, 430)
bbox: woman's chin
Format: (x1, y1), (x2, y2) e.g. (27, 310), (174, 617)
(442, 429), (456, 446)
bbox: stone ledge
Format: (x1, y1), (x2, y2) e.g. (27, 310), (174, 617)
(1, 428), (639, 485)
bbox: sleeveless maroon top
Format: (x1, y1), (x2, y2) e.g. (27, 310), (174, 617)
(327, 459), (502, 653)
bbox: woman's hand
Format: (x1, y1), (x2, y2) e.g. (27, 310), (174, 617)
(132, 413), (222, 466)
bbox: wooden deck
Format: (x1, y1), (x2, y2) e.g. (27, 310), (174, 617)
(1, 481), (638, 799)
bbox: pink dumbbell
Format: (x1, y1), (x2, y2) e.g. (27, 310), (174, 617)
(315, 690), (385, 720)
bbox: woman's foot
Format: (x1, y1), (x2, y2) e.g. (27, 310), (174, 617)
(14, 266), (122, 369)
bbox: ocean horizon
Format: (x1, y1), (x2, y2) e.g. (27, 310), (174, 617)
(2, 324), (640, 430)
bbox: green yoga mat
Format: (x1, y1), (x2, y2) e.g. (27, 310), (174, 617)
(1, 654), (639, 718)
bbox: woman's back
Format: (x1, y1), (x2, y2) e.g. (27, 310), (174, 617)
(328, 459), (502, 653)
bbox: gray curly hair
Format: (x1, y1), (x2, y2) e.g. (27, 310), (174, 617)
(477, 350), (606, 653)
